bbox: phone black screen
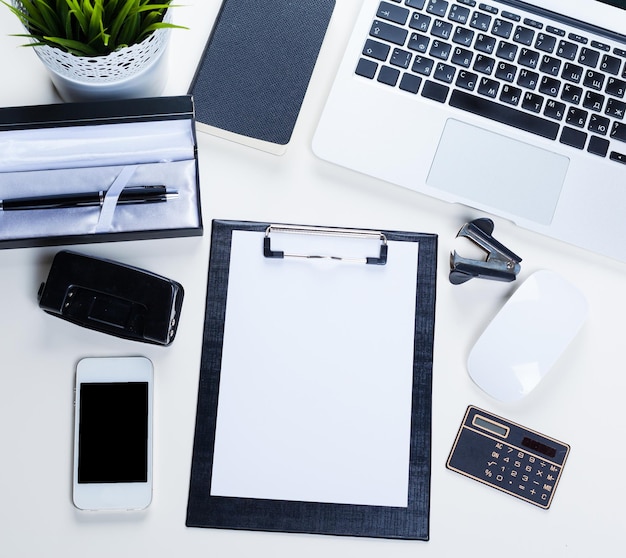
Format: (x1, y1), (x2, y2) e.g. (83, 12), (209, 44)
(78, 382), (149, 484)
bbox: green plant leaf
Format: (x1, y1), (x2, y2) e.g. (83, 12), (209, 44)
(65, 0), (89, 36)
(4, 0), (184, 56)
(42, 35), (100, 56)
(136, 22), (186, 43)
(109, 0), (139, 45)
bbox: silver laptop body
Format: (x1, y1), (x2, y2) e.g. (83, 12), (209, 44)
(313, 0), (626, 262)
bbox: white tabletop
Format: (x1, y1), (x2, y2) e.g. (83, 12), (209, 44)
(1, 2), (625, 556)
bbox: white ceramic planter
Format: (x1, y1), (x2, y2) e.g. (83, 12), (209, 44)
(13, 1), (171, 102)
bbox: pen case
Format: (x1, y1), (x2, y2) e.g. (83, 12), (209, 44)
(0, 95), (202, 249)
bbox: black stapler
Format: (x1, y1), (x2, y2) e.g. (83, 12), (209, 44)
(449, 218), (522, 284)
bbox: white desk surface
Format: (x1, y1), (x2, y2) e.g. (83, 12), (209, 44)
(1, 2), (625, 556)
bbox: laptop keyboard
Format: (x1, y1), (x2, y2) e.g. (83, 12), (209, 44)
(356, 0), (626, 164)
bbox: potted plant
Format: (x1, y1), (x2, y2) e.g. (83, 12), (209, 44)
(3, 0), (185, 102)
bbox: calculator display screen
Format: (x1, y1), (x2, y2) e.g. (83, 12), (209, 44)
(473, 415), (508, 437)
(522, 436), (557, 458)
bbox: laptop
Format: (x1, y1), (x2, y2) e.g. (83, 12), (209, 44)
(313, 0), (626, 262)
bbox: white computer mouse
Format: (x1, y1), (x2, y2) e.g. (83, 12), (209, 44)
(467, 270), (588, 402)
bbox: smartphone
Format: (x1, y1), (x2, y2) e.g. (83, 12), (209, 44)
(73, 356), (153, 511)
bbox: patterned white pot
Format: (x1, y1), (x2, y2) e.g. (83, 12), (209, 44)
(13, 2), (171, 102)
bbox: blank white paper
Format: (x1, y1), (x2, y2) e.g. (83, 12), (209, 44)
(210, 230), (420, 507)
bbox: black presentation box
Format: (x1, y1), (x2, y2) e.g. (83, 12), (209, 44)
(0, 95), (202, 249)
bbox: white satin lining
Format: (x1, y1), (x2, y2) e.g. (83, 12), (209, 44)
(0, 120), (195, 172)
(0, 160), (199, 241)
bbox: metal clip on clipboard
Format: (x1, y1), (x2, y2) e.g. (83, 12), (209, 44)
(450, 218), (522, 284)
(263, 224), (388, 265)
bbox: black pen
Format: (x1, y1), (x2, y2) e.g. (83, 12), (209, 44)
(0, 185), (178, 211)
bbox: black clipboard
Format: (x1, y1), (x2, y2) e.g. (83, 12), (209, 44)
(186, 220), (437, 540)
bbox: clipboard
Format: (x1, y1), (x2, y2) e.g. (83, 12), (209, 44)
(186, 220), (437, 540)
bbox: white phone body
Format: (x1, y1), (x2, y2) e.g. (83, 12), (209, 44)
(73, 356), (153, 511)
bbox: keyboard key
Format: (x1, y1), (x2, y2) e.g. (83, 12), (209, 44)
(356, 58), (378, 79)
(495, 61), (517, 82)
(470, 11), (492, 32)
(517, 69), (539, 90)
(452, 46), (474, 67)
(561, 83), (583, 104)
(578, 47), (600, 68)
(535, 33), (557, 53)
(479, 3), (498, 15)
(496, 41), (518, 61)
(562, 62), (583, 83)
(513, 25), (535, 46)
(475, 34), (496, 54)
(363, 39), (391, 61)
(610, 151), (626, 164)
(606, 77), (626, 98)
(539, 55), (561, 77)
(478, 77), (500, 97)
(501, 11), (520, 22)
(583, 91), (605, 112)
(390, 48), (413, 69)
(557, 40), (578, 60)
(544, 99), (566, 120)
(523, 18), (542, 30)
(378, 65), (401, 86)
(568, 33), (588, 45)
(453, 26), (475, 47)
(474, 54), (495, 74)
(426, 0), (449, 17)
(412, 55), (435, 75)
(409, 12), (432, 32)
(408, 32), (430, 53)
(377, 2), (410, 25)
(422, 79), (450, 102)
(606, 98), (626, 119)
(434, 62), (456, 83)
(566, 107), (588, 128)
(406, 0), (427, 8)
(449, 89), (560, 139)
(518, 48), (540, 69)
(456, 70), (478, 90)
(600, 54), (622, 75)
(591, 40), (610, 52)
(370, 20), (408, 46)
(560, 126), (587, 149)
(429, 40), (452, 60)
(500, 84), (522, 105)
(522, 92), (544, 113)
(583, 70), (605, 90)
(448, 5), (471, 23)
(399, 72), (422, 93)
(492, 19), (513, 39)
(546, 26), (565, 37)
(539, 76), (561, 97)
(589, 114), (610, 135)
(432, 19), (453, 40)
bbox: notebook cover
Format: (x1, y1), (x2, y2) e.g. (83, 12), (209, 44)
(186, 220), (437, 539)
(188, 0), (335, 153)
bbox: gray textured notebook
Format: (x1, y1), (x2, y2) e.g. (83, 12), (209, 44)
(189, 0), (335, 154)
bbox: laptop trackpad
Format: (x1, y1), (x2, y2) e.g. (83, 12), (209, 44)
(426, 119), (569, 225)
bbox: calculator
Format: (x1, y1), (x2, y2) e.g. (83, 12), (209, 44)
(446, 406), (570, 509)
